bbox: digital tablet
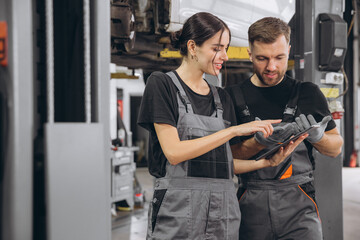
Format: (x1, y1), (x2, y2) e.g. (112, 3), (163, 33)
(255, 124), (320, 160)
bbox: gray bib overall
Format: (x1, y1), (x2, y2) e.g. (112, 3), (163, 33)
(146, 72), (240, 240)
(234, 82), (322, 240)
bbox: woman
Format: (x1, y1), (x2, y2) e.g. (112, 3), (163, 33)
(138, 12), (306, 240)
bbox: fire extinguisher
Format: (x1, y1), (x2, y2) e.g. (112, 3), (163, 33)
(349, 150), (358, 168)
(0, 21), (8, 182)
(0, 21), (8, 67)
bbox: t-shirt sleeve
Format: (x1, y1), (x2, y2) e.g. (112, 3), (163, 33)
(299, 82), (336, 131)
(137, 72), (178, 133)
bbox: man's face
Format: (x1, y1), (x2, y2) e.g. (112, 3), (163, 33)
(248, 35), (290, 87)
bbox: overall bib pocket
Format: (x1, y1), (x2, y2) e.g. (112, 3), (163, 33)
(188, 134), (229, 179)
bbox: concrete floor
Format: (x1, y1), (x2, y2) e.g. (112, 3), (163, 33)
(342, 167), (360, 240)
(112, 167), (360, 240)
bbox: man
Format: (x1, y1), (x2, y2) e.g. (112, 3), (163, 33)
(225, 17), (343, 240)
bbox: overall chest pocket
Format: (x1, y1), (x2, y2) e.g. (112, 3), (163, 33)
(187, 128), (229, 179)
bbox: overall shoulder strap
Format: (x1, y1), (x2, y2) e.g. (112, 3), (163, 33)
(166, 71), (193, 113)
(282, 80), (302, 122)
(207, 83), (223, 118)
(232, 83), (254, 123)
(275, 80), (316, 179)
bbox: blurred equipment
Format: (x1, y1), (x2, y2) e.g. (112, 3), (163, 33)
(111, 147), (136, 211)
(329, 100), (345, 120)
(318, 13), (347, 71)
(111, 0), (135, 52)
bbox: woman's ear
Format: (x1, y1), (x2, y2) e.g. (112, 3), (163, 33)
(187, 40), (196, 57)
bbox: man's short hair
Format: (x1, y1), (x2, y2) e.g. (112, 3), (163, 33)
(248, 17), (291, 48)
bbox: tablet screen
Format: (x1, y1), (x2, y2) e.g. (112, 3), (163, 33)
(255, 124), (320, 160)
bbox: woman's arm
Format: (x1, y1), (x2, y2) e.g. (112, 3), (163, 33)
(154, 119), (281, 165)
(233, 134), (308, 174)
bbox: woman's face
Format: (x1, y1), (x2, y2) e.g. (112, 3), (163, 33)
(195, 29), (230, 76)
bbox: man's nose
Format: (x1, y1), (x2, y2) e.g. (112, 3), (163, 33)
(266, 59), (276, 71)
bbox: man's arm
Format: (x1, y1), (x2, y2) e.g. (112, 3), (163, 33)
(293, 114), (343, 158)
(312, 128), (343, 157)
(230, 137), (265, 160)
(233, 134), (308, 174)
(231, 121), (298, 159)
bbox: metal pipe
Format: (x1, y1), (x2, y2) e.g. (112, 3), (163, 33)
(352, 0), (359, 163)
(46, 0), (54, 123)
(84, 0), (91, 123)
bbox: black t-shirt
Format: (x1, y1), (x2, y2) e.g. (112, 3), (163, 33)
(138, 71), (237, 178)
(225, 75), (336, 145)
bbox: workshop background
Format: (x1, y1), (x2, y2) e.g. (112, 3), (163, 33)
(0, 0), (359, 240)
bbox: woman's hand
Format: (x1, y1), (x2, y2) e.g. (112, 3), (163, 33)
(265, 133), (308, 167)
(232, 119), (282, 138)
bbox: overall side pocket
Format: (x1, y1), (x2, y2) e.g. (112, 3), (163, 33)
(237, 187), (247, 203)
(151, 189), (167, 232)
(298, 182), (320, 219)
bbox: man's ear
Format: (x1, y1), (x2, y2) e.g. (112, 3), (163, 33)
(247, 48), (253, 62)
(288, 45), (291, 54)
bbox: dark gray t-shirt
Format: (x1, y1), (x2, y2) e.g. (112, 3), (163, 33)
(225, 75), (336, 145)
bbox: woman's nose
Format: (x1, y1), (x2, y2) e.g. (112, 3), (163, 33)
(222, 49), (229, 61)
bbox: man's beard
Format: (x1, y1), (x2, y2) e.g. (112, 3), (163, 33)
(254, 69), (284, 87)
(255, 71), (268, 86)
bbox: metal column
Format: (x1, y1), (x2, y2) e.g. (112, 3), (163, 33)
(294, 0), (345, 239)
(43, 0), (111, 240)
(353, 0), (360, 166)
(1, 0), (34, 239)
(343, 0), (358, 167)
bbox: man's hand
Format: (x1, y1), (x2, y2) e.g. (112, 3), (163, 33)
(254, 118), (296, 147)
(266, 133), (308, 167)
(294, 114), (332, 143)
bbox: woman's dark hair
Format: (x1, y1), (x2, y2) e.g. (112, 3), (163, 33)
(170, 12), (231, 56)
